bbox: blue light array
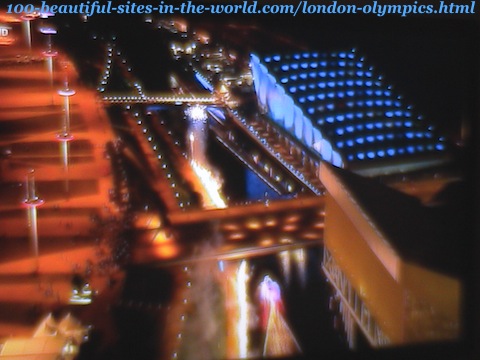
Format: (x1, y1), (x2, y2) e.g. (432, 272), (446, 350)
(256, 50), (446, 164)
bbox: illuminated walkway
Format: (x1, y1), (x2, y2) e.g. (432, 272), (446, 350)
(0, 46), (117, 338)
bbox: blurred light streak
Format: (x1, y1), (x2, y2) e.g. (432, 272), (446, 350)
(293, 248), (307, 288)
(236, 260), (250, 358)
(278, 251), (291, 285)
(190, 160), (227, 209)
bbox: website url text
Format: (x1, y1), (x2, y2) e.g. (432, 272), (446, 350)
(5, 1), (477, 17)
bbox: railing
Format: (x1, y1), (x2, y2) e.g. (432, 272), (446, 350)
(102, 95), (218, 104)
(209, 120), (298, 195)
(322, 248), (390, 348)
(227, 109), (324, 195)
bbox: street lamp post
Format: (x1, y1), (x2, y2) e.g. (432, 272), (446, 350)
(23, 169), (44, 273)
(58, 80), (75, 137)
(20, 13), (39, 52)
(40, 26), (58, 105)
(57, 81), (75, 193)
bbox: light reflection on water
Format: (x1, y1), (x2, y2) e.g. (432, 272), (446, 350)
(171, 253), (305, 359)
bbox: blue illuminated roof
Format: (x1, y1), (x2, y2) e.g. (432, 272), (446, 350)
(259, 50), (447, 166)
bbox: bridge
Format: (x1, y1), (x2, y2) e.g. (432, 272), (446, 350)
(101, 94), (219, 105)
(130, 194), (325, 266)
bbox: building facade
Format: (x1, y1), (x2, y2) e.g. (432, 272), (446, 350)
(319, 162), (461, 348)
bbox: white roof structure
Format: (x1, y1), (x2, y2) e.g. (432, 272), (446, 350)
(0, 313), (86, 359)
(250, 51), (449, 175)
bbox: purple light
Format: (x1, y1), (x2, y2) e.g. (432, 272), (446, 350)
(259, 275), (281, 304)
(39, 26), (57, 35)
(39, 11), (55, 18)
(58, 89), (76, 97)
(42, 50), (58, 57)
(56, 133), (74, 142)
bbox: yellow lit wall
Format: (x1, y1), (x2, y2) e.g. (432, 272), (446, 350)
(324, 193), (405, 344)
(324, 191), (461, 346)
(402, 263), (461, 342)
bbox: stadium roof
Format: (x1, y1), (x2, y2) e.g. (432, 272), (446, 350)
(251, 50), (450, 175)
